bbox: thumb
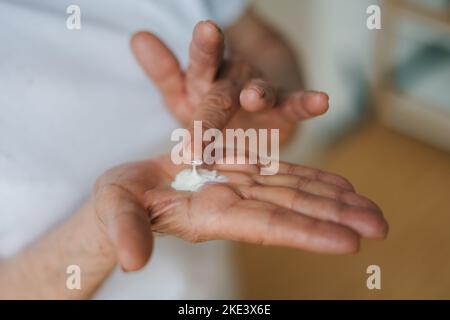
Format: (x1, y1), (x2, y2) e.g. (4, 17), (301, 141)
(95, 184), (153, 272)
(131, 31), (188, 121)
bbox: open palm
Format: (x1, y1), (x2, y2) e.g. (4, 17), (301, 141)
(93, 155), (388, 272)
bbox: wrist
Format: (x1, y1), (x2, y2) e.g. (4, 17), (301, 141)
(75, 198), (118, 269)
(0, 198), (118, 299)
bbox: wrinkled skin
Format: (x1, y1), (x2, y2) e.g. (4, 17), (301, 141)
(131, 20), (330, 143)
(94, 155), (388, 272)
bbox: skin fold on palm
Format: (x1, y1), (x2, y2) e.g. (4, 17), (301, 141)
(93, 155), (388, 272)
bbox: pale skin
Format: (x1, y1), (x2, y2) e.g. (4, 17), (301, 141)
(0, 11), (388, 299)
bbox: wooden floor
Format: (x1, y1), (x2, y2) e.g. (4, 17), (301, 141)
(233, 120), (450, 299)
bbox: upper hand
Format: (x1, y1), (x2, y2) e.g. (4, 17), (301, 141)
(130, 20), (329, 142)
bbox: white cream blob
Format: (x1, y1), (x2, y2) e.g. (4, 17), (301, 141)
(171, 161), (226, 192)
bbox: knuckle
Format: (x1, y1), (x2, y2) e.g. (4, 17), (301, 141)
(287, 164), (297, 175)
(250, 174), (265, 186)
(314, 169), (325, 180)
(251, 78), (268, 88)
(207, 90), (234, 110)
(187, 234), (204, 244)
(93, 163), (130, 193)
(330, 201), (346, 222)
(291, 190), (304, 210)
(331, 187), (346, 201)
(295, 176), (311, 189)
(93, 174), (111, 194)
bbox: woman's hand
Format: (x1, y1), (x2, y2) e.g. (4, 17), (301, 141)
(93, 155), (388, 272)
(131, 20), (329, 143)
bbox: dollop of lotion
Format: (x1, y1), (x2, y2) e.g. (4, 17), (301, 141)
(171, 160), (227, 192)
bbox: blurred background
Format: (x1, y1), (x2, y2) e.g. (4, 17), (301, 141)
(232, 0), (450, 299)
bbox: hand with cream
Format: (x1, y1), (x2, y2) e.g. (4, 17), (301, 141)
(171, 160), (226, 192)
(93, 155), (388, 272)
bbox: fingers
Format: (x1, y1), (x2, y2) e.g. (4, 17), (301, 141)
(217, 161), (355, 191)
(214, 160), (354, 192)
(186, 20), (225, 99)
(144, 186), (359, 254)
(252, 174), (381, 212)
(237, 184), (388, 239)
(95, 184), (153, 272)
(130, 31), (186, 116)
(240, 78), (277, 112)
(277, 162), (355, 191)
(278, 90), (329, 120)
(239, 83), (329, 120)
(215, 164), (387, 239)
(212, 200), (360, 254)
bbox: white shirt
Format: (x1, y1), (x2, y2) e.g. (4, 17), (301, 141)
(0, 0), (246, 299)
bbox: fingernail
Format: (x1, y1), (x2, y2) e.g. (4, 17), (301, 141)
(204, 20), (222, 33)
(313, 91), (329, 101)
(248, 86), (265, 99)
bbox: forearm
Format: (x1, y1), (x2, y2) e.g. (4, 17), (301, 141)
(0, 198), (117, 299)
(225, 9), (304, 92)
